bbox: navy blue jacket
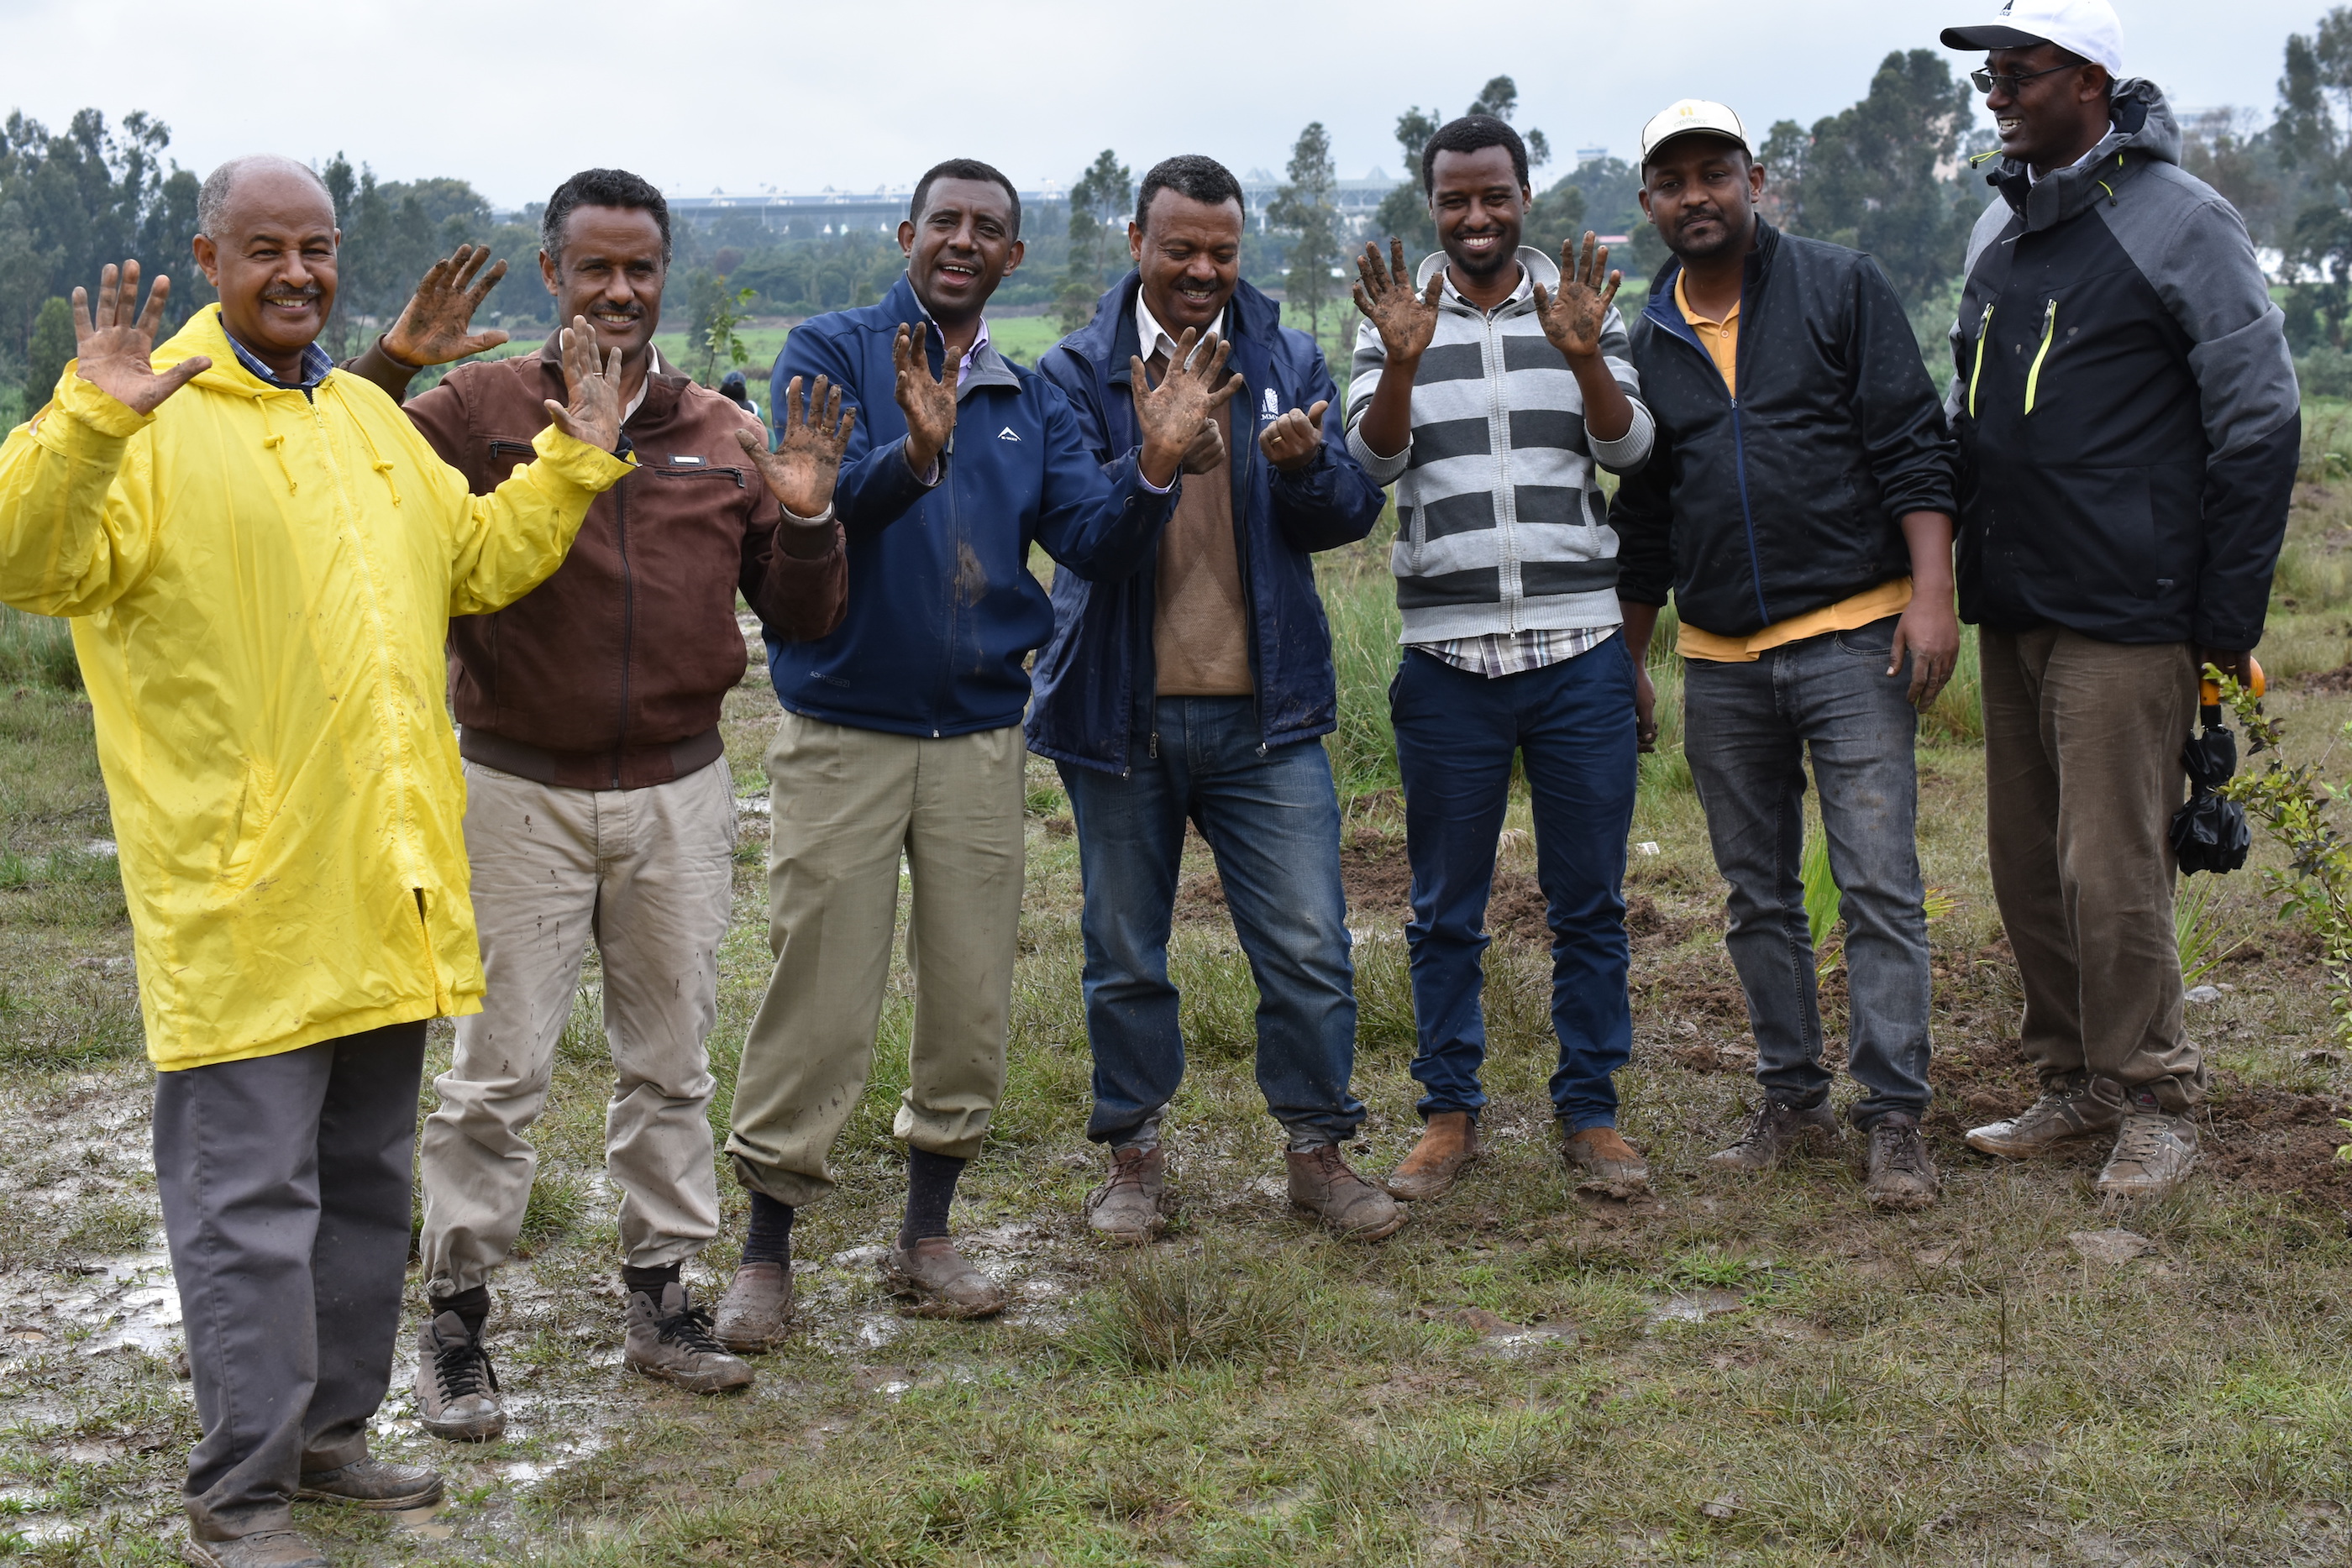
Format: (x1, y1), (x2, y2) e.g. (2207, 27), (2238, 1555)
(764, 274), (1179, 737)
(1026, 275), (1385, 774)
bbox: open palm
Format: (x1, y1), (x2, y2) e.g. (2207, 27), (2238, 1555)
(71, 261), (209, 415)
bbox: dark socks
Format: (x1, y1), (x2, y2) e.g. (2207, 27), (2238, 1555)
(900, 1149), (968, 1249)
(621, 1262), (680, 1298)
(743, 1190), (795, 1267)
(438, 1285), (491, 1335)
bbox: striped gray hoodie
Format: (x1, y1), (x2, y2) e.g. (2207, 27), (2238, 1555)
(1345, 246), (1653, 642)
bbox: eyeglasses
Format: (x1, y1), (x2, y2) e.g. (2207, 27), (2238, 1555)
(1971, 62), (2076, 95)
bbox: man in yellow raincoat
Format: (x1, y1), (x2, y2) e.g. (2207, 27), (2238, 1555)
(0, 155), (628, 1568)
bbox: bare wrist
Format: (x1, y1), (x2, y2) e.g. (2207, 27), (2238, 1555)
(375, 333), (421, 371)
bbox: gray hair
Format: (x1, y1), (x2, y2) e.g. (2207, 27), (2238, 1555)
(197, 155), (334, 239)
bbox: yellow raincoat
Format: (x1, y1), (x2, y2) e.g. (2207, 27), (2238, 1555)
(0, 305), (632, 1070)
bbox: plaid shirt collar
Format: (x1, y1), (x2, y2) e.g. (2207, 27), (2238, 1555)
(225, 333), (334, 397)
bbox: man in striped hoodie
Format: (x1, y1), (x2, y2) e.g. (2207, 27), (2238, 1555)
(1346, 113), (1656, 1204)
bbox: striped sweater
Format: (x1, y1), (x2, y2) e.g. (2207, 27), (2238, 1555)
(1345, 246), (1653, 642)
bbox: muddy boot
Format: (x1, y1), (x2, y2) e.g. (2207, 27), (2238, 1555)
(1562, 1125), (1650, 1198)
(1965, 1077), (2124, 1159)
(412, 1309), (503, 1443)
(713, 1262), (794, 1353)
(1861, 1114), (1939, 1209)
(625, 1284), (754, 1393)
(296, 1456), (444, 1510)
(2095, 1088), (2200, 1200)
(1286, 1144), (1408, 1241)
(1084, 1144), (1168, 1242)
(1709, 1098), (1840, 1172)
(883, 1236), (1008, 1319)
(181, 1530), (330, 1568)
(1383, 1112), (1478, 1201)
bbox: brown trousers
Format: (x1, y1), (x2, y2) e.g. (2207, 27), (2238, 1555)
(1979, 627), (2206, 1109)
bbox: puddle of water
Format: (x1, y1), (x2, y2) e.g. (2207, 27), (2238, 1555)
(829, 1245), (889, 1272)
(393, 1502), (454, 1540)
(17, 1245), (186, 1358)
(1646, 1289), (1746, 1327)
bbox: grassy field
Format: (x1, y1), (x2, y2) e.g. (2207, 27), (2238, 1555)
(4, 408), (2352, 1565)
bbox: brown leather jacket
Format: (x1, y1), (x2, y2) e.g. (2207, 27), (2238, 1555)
(388, 337), (845, 789)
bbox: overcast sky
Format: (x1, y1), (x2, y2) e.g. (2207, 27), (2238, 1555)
(0, 0), (2326, 208)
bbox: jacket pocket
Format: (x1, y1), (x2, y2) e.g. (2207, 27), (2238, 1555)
(1833, 616), (1900, 659)
(2023, 299), (2059, 415)
(213, 763), (276, 897)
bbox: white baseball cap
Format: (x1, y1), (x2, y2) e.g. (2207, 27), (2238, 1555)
(1638, 99), (1752, 164)
(1942, 0), (2124, 77)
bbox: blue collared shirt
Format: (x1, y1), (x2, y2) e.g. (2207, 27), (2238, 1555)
(225, 333), (334, 400)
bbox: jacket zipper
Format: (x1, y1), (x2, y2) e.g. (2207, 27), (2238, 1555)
(1484, 306), (1520, 632)
(612, 478), (634, 788)
(2023, 299), (2058, 415)
(1966, 303), (1995, 419)
(1653, 283), (1771, 627)
(932, 427), (958, 739)
(1231, 407), (1267, 756)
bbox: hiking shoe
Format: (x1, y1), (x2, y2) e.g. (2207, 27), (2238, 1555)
(2096, 1092), (2200, 1200)
(413, 1309), (503, 1442)
(1562, 1125), (1650, 1198)
(882, 1237), (1008, 1319)
(1862, 1114), (1940, 1210)
(1383, 1111), (1478, 1201)
(181, 1531), (330, 1568)
(1709, 1098), (1841, 1172)
(1286, 1144), (1408, 1241)
(1965, 1078), (2124, 1159)
(296, 1456), (444, 1510)
(626, 1284), (754, 1393)
(1084, 1144), (1168, 1242)
(713, 1261), (794, 1353)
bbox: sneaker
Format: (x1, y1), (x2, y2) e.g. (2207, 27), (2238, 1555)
(413, 1310), (503, 1443)
(2096, 1091), (2200, 1200)
(1084, 1144), (1168, 1242)
(181, 1531), (330, 1568)
(625, 1284), (754, 1393)
(295, 1456), (443, 1510)
(1709, 1098), (1841, 1172)
(713, 1261), (794, 1354)
(1285, 1144), (1408, 1241)
(1383, 1112), (1478, 1201)
(1965, 1078), (2124, 1159)
(881, 1236), (1008, 1319)
(1561, 1125), (1650, 1198)
(1862, 1114), (1939, 1209)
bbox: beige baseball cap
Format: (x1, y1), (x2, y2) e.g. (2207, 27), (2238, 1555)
(1639, 99), (1753, 164)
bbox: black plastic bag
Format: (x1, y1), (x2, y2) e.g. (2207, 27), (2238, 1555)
(2171, 710), (2250, 874)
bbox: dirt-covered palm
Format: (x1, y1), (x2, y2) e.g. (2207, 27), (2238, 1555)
(541, 317), (623, 453)
(70, 261), (209, 415)
(738, 375), (855, 517)
(383, 244), (512, 367)
(1131, 328), (1239, 480)
(1352, 239), (1442, 362)
(894, 322), (957, 475)
(1532, 232), (1624, 364)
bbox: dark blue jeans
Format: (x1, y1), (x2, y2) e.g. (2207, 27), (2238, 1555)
(1058, 696), (1363, 1147)
(1389, 640), (1638, 1130)
(1680, 616), (1932, 1127)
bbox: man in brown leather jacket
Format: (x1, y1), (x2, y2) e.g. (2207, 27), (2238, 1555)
(343, 168), (851, 1436)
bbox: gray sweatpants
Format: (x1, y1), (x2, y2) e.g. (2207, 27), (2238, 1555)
(154, 1024), (426, 1541)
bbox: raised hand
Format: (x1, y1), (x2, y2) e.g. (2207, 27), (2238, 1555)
(737, 375), (855, 520)
(1258, 399), (1331, 473)
(70, 262), (209, 416)
(543, 316), (623, 454)
(383, 244), (511, 368)
(1352, 239), (1442, 364)
(1130, 329), (1239, 489)
(1532, 232), (1624, 364)
(894, 322), (957, 476)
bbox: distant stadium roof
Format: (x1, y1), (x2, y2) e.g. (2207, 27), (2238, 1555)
(649, 177), (1410, 236)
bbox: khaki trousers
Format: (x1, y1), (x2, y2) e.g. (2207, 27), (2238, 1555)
(725, 711), (1025, 1207)
(1980, 627), (2206, 1109)
(419, 758), (737, 1298)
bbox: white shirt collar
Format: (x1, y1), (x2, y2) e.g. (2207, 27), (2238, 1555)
(1134, 287), (1227, 370)
(623, 346), (662, 424)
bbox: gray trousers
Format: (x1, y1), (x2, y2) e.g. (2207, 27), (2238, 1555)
(154, 1024), (426, 1540)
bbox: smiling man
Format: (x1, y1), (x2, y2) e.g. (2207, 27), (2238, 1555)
(1027, 155), (1395, 1244)
(717, 159), (1221, 1335)
(1347, 115), (1656, 1207)
(0, 155), (628, 1568)
(1939, 0), (2297, 1198)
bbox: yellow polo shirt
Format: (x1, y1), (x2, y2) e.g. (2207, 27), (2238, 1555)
(1670, 272), (1913, 663)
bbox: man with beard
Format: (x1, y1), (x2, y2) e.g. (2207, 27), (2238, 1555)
(1347, 115), (1656, 1205)
(715, 160), (1226, 1339)
(1610, 102), (1961, 1209)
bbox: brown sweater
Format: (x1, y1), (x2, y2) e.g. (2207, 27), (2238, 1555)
(1152, 400), (1251, 696)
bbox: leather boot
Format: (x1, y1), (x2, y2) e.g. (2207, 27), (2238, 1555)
(1562, 1125), (1650, 1197)
(713, 1261), (794, 1353)
(1084, 1144), (1168, 1242)
(1383, 1111), (1478, 1200)
(1286, 1144), (1407, 1240)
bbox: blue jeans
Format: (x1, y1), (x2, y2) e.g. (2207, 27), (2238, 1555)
(1058, 697), (1363, 1147)
(1389, 640), (1638, 1130)
(1680, 616), (1932, 1127)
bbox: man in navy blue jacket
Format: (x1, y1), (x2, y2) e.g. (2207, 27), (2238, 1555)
(716, 160), (1231, 1337)
(1029, 156), (1399, 1245)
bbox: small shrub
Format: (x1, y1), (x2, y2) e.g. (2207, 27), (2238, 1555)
(515, 1171), (585, 1256)
(1072, 1243), (1308, 1370)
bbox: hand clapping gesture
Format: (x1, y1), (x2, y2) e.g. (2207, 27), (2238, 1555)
(543, 317), (624, 454)
(69, 262), (210, 416)
(737, 375), (855, 522)
(893, 322), (957, 477)
(1352, 239), (1443, 364)
(1130, 328), (1239, 488)
(383, 244), (512, 369)
(1532, 233), (1623, 364)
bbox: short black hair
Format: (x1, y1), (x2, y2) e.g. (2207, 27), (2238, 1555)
(1135, 155), (1247, 229)
(1420, 114), (1528, 195)
(543, 168), (671, 265)
(911, 159), (1021, 239)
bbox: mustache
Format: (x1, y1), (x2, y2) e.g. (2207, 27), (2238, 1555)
(260, 287), (322, 301)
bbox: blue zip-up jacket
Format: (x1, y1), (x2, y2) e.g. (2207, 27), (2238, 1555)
(763, 274), (1180, 737)
(1027, 274), (1384, 774)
